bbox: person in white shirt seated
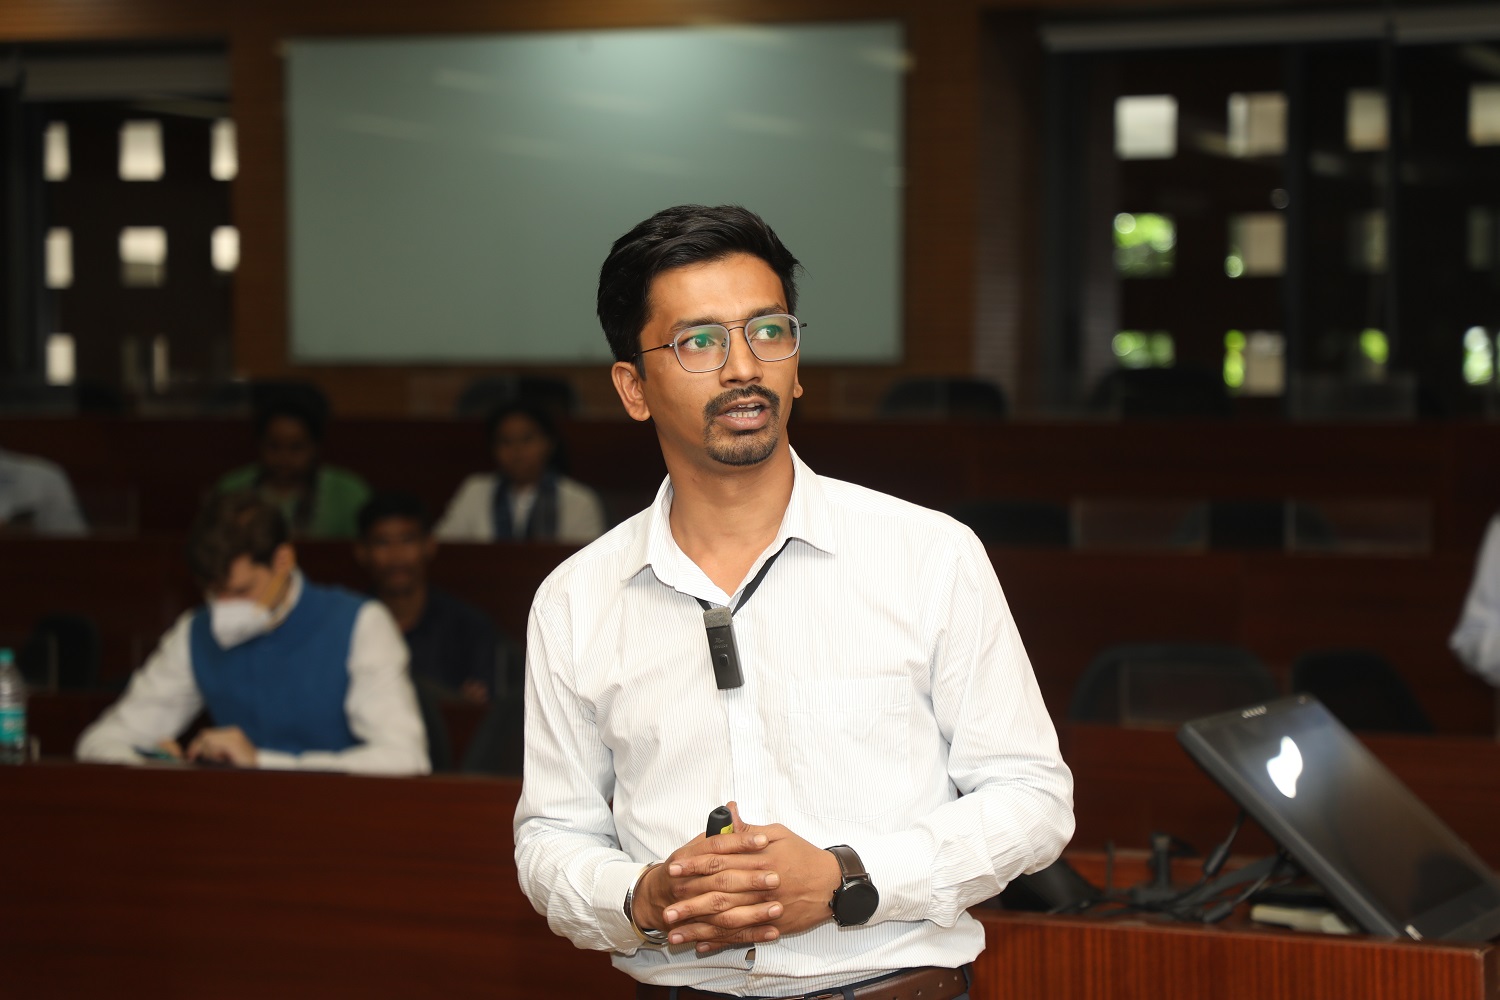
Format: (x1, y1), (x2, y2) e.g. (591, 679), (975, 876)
(0, 446), (86, 536)
(434, 401), (606, 544)
(76, 491), (429, 775)
(1453, 512), (1500, 684)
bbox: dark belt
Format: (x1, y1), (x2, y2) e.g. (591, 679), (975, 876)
(635, 966), (968, 1000)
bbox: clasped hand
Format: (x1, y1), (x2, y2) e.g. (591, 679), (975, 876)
(155, 725), (259, 767)
(634, 801), (842, 953)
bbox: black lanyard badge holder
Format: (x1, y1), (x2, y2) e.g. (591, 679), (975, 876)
(695, 544), (786, 690)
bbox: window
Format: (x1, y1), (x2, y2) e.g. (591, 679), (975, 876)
(1464, 326), (1494, 386)
(119, 120), (165, 181)
(1227, 213), (1285, 277)
(1115, 95), (1177, 159)
(1470, 83), (1500, 146)
(120, 227), (168, 286)
(1225, 330), (1285, 395)
(211, 226), (239, 273)
(1114, 213), (1175, 277)
(1228, 92), (1286, 157)
(43, 122), (69, 181)
(1347, 89), (1387, 151)
(1468, 208), (1494, 271)
(1349, 211), (1387, 273)
(211, 119), (237, 180)
(45, 334), (75, 386)
(45, 228), (72, 289)
(1114, 331), (1174, 368)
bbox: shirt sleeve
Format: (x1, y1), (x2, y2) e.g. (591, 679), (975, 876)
(76, 614), (203, 763)
(35, 464), (87, 536)
(557, 479), (607, 544)
(854, 526), (1075, 927)
(435, 476), (495, 542)
(256, 601), (431, 775)
(512, 594), (649, 954)
(1451, 516), (1500, 684)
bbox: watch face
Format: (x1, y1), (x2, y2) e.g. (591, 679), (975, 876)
(834, 880), (880, 926)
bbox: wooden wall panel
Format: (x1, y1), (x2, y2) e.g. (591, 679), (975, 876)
(0, 0), (228, 40)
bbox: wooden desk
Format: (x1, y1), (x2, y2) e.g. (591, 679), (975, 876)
(972, 908), (1497, 1000)
(6, 763), (1495, 999)
(1, 763), (623, 999)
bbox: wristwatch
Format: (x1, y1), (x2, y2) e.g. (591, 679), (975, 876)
(826, 845), (879, 927)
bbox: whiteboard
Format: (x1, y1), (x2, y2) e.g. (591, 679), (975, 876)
(285, 23), (905, 364)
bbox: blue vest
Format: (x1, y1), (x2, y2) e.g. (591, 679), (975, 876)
(189, 582), (364, 755)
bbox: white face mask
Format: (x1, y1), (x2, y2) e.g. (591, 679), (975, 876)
(208, 598), (275, 649)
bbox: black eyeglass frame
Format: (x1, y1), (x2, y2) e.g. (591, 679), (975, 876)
(632, 314), (806, 373)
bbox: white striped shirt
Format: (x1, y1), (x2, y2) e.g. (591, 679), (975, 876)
(513, 450), (1073, 995)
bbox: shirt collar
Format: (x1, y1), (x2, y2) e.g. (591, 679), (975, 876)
(621, 447), (837, 588)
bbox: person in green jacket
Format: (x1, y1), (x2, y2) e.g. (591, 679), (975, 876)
(217, 392), (370, 539)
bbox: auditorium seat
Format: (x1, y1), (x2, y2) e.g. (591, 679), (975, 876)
(948, 499), (1072, 548)
(1069, 643), (1278, 726)
(1291, 648), (1434, 734)
(877, 377), (1008, 419)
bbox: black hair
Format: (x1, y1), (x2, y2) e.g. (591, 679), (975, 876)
(485, 401), (559, 448)
(356, 491), (432, 539)
(253, 391), (327, 444)
(486, 401), (568, 476)
(596, 204), (801, 367)
(188, 491), (289, 587)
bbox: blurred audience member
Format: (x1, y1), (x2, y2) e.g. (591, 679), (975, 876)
(435, 402), (606, 544)
(77, 492), (428, 774)
(1452, 513), (1500, 684)
(216, 393), (370, 538)
(355, 492), (505, 704)
(0, 446), (86, 536)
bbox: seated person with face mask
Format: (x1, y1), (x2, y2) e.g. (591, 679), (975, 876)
(76, 491), (429, 774)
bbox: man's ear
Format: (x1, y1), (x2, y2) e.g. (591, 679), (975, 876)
(273, 543), (297, 576)
(793, 378), (803, 399)
(612, 360), (653, 423)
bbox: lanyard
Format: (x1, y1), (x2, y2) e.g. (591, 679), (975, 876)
(695, 540), (790, 689)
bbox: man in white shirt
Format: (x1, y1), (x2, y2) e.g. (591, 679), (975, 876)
(1452, 514), (1500, 683)
(513, 205), (1073, 998)
(76, 491), (428, 775)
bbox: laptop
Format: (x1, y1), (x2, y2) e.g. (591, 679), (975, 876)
(1178, 694), (1500, 941)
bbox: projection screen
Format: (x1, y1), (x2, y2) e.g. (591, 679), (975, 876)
(284, 22), (905, 364)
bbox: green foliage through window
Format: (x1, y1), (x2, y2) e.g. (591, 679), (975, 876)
(1113, 330), (1174, 368)
(1114, 213), (1176, 278)
(1464, 326), (1495, 385)
(1225, 330), (1247, 388)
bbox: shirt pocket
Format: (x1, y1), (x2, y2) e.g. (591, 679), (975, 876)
(786, 677), (912, 824)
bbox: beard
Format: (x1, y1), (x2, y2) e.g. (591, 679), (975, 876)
(702, 386), (783, 467)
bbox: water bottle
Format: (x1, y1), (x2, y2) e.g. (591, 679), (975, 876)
(0, 648), (27, 764)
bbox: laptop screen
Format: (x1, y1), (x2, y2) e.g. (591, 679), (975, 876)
(1178, 694), (1500, 941)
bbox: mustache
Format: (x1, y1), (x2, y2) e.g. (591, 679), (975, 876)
(703, 386), (781, 422)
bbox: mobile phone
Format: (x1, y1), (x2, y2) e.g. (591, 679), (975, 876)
(134, 746), (178, 761)
(706, 805), (733, 839)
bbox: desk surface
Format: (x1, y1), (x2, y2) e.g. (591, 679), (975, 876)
(7, 762), (1498, 1000)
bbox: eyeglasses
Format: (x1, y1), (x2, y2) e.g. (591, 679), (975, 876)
(634, 313), (804, 373)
